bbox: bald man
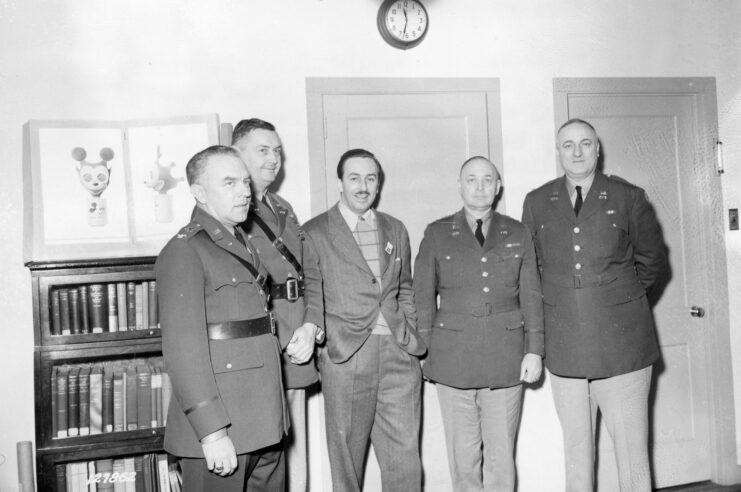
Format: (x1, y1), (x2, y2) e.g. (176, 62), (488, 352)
(522, 119), (666, 491)
(414, 156), (544, 492)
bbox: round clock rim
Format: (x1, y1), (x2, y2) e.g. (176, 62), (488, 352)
(377, 0), (429, 50)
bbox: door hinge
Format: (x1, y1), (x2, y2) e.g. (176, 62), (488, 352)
(715, 140), (724, 175)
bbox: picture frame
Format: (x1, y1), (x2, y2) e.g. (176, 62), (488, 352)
(23, 114), (220, 262)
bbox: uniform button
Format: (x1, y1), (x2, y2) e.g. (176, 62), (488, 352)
(482, 272), (489, 277)
(483, 286), (490, 293)
(226, 363), (232, 369)
(371, 278), (377, 284)
(481, 257), (487, 262)
(574, 245), (581, 252)
(574, 227), (580, 233)
(439, 322), (445, 327)
(232, 277), (237, 283)
(445, 255), (451, 260)
(259, 289), (264, 296)
(575, 263), (582, 270)
(514, 254), (520, 258)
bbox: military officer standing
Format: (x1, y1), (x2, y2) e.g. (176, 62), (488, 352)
(232, 118), (323, 492)
(155, 145), (287, 491)
(414, 156), (544, 492)
(522, 119), (666, 492)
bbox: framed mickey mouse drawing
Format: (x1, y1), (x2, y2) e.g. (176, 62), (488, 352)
(23, 114), (220, 261)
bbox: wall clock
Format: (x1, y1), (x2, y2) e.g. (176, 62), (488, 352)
(377, 0), (429, 50)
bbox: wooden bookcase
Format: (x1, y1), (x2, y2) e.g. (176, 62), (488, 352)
(28, 257), (166, 490)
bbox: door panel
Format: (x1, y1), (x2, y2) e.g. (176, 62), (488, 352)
(309, 80), (502, 492)
(557, 82), (722, 489)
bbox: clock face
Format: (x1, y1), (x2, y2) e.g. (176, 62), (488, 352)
(383, 1), (428, 43)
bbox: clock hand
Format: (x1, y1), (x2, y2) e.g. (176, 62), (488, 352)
(403, 8), (408, 34)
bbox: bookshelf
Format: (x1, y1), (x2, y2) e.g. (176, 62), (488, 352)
(28, 257), (170, 491)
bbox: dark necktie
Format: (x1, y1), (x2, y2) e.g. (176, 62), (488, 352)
(261, 195), (275, 217)
(233, 227), (247, 247)
(574, 185), (583, 216)
(474, 218), (485, 247)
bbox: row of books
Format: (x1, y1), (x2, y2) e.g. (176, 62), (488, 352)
(52, 359), (171, 439)
(56, 453), (181, 492)
(50, 281), (159, 335)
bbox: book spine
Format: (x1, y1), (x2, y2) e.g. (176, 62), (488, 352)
(78, 365), (91, 436)
(56, 366), (69, 437)
(69, 288), (81, 335)
(157, 453), (170, 492)
(95, 459), (114, 491)
(55, 463), (67, 492)
(102, 369), (113, 433)
(126, 365), (138, 431)
(107, 283), (118, 333)
(148, 280), (158, 329)
(88, 284), (107, 334)
(142, 281), (149, 332)
(150, 366), (161, 428)
(67, 365), (80, 436)
(51, 366), (58, 437)
(112, 370), (124, 432)
(51, 289), (62, 335)
(135, 283), (144, 330)
(116, 283), (128, 332)
(123, 457), (136, 492)
(126, 282), (136, 330)
(112, 459), (126, 492)
(134, 455), (144, 492)
(161, 372), (171, 426)
(59, 289), (71, 335)
(137, 365), (152, 429)
(79, 285), (90, 334)
(89, 365), (103, 434)
(87, 461), (96, 492)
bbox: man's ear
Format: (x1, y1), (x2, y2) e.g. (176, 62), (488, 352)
(191, 183), (206, 204)
(495, 178), (502, 196)
(337, 178), (343, 196)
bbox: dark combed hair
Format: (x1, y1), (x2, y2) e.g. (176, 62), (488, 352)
(185, 145), (241, 185)
(557, 118), (597, 135)
(336, 148), (382, 179)
(231, 118), (276, 146)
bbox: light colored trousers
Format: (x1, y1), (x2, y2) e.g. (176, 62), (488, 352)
(550, 366), (653, 492)
(436, 383), (523, 492)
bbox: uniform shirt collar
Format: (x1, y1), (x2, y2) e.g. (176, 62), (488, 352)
(565, 172), (596, 202)
(463, 206), (492, 232)
(338, 200), (375, 230)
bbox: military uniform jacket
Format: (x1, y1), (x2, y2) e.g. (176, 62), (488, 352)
(303, 204), (426, 364)
(522, 173), (666, 379)
(155, 206), (287, 458)
(414, 209), (545, 389)
(241, 192), (323, 389)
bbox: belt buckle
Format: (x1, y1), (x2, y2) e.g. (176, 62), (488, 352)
(268, 312), (276, 336)
(285, 278), (299, 302)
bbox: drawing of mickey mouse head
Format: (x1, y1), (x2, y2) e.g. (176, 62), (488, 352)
(71, 147), (114, 197)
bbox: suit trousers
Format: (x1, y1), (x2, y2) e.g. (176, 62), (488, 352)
(180, 442), (284, 492)
(550, 366), (653, 492)
(319, 334), (422, 492)
(436, 383), (523, 492)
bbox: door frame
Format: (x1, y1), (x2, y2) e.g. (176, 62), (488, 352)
(305, 77), (503, 217)
(554, 77), (740, 485)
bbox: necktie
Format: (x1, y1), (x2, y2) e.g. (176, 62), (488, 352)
(233, 228), (247, 247)
(474, 218), (485, 247)
(574, 185), (583, 216)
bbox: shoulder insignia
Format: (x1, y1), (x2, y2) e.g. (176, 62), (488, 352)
(450, 221), (461, 237)
(177, 222), (204, 239)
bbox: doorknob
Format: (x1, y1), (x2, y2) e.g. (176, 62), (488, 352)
(690, 306), (705, 318)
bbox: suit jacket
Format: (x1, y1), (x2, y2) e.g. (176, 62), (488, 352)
(155, 206), (287, 457)
(240, 192), (323, 388)
(522, 172), (666, 378)
(303, 203), (425, 364)
(414, 209), (544, 389)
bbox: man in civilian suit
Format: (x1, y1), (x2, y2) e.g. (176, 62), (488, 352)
(156, 145), (287, 491)
(233, 118), (324, 492)
(414, 156), (544, 491)
(522, 119), (666, 492)
(303, 148), (426, 491)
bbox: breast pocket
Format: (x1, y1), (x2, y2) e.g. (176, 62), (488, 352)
(436, 252), (465, 288)
(592, 216), (629, 259)
(493, 249), (523, 287)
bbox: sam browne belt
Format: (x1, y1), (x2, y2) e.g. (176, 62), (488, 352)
(270, 277), (304, 302)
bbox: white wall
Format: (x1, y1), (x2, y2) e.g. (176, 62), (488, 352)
(0, 1), (739, 490)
